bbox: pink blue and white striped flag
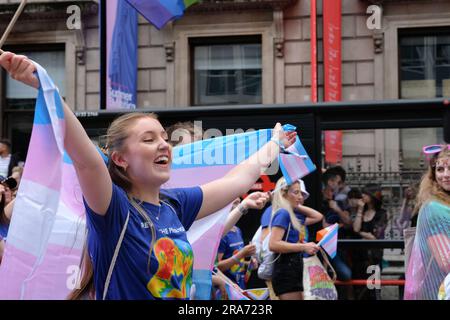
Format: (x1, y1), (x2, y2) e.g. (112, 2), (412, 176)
(0, 65), (311, 300)
(279, 126), (316, 185)
(125, 0), (199, 30)
(212, 271), (249, 301)
(317, 223), (339, 259)
(165, 129), (274, 300)
(0, 64), (86, 299)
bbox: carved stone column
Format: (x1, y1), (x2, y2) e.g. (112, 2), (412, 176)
(273, 9), (284, 58)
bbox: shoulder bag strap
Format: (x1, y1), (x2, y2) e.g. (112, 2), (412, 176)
(318, 247), (337, 282)
(270, 222), (291, 265)
(102, 210), (130, 300)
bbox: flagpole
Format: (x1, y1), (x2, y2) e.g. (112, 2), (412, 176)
(0, 0), (28, 53)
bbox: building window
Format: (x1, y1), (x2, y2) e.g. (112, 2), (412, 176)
(191, 36), (262, 106)
(399, 28), (450, 99)
(4, 47), (66, 110)
(1, 45), (65, 161)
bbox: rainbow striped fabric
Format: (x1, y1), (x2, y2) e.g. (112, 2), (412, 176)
(125, 0), (199, 29)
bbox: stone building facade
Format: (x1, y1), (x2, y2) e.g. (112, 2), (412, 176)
(0, 0), (448, 171)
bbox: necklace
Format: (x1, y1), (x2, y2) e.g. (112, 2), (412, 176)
(131, 196), (162, 220)
(154, 203), (162, 220)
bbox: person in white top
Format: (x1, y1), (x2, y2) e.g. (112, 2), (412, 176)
(0, 139), (21, 179)
(0, 140), (12, 178)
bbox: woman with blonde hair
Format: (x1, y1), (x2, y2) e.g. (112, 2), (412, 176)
(405, 145), (450, 300)
(0, 52), (296, 300)
(269, 177), (323, 300)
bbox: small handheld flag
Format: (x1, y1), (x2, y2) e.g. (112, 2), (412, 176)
(316, 223), (339, 259)
(279, 125), (316, 186)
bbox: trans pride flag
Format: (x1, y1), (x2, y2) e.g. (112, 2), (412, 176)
(279, 129), (316, 185)
(166, 128), (275, 299)
(0, 65), (315, 299)
(316, 223), (339, 259)
(0, 64), (86, 299)
(125, 0), (199, 29)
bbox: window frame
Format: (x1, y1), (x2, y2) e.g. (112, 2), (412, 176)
(189, 35), (263, 106)
(383, 14), (450, 99)
(172, 20), (276, 107)
(2, 43), (66, 112)
(398, 26), (450, 99)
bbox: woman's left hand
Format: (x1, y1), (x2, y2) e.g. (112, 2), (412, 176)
(272, 123), (297, 149)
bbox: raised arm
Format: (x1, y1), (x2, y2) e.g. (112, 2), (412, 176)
(0, 52), (112, 216)
(297, 204), (323, 226)
(353, 199), (365, 233)
(197, 124), (296, 220)
(222, 192), (269, 236)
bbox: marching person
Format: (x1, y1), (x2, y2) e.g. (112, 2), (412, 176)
(0, 51), (296, 300)
(269, 177), (323, 300)
(405, 144), (450, 300)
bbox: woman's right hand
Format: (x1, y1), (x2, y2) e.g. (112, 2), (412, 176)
(0, 52), (39, 89)
(302, 242), (320, 255)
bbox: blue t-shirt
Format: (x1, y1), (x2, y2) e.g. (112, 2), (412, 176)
(84, 183), (203, 300)
(271, 208), (308, 244)
(260, 206), (272, 229)
(0, 223), (8, 240)
(218, 227), (246, 289)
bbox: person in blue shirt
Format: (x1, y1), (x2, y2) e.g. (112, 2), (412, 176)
(0, 52), (298, 300)
(212, 193), (268, 299)
(260, 205), (272, 237)
(269, 177), (323, 300)
(217, 225), (253, 289)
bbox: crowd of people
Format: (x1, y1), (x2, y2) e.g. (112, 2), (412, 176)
(0, 51), (448, 301)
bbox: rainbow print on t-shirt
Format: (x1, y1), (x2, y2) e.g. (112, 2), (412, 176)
(147, 238), (194, 298)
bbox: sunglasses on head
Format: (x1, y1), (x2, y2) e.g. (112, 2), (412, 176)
(422, 144), (450, 155)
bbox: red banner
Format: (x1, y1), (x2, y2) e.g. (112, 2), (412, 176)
(324, 131), (343, 164)
(323, 0), (342, 165)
